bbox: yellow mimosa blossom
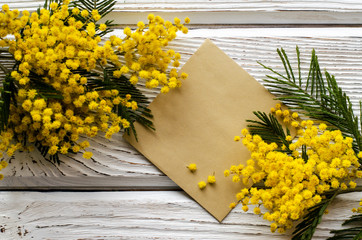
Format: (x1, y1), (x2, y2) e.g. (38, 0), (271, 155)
(227, 114), (362, 233)
(187, 163), (197, 172)
(0, 1), (190, 175)
(198, 181), (206, 189)
(207, 175), (216, 184)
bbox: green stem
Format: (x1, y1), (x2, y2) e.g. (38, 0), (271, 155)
(0, 63), (9, 74)
(337, 186), (362, 195)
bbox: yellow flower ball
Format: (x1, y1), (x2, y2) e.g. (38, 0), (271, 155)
(198, 181), (206, 190)
(83, 151), (93, 159)
(187, 163), (197, 172)
(207, 175), (216, 184)
(229, 202), (236, 209)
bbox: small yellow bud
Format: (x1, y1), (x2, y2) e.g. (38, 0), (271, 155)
(229, 202), (236, 209)
(207, 175), (216, 184)
(187, 163), (197, 172)
(198, 181), (206, 189)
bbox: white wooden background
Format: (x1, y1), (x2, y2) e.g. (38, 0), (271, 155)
(1, 0), (362, 239)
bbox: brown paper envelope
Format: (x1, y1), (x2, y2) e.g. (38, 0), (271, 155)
(124, 39), (279, 222)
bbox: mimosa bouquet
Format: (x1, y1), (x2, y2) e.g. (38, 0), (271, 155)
(227, 48), (362, 240)
(0, 0), (189, 177)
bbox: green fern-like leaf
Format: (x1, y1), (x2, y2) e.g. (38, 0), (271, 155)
(71, 0), (116, 17)
(260, 47), (362, 159)
(70, 0), (117, 36)
(0, 50), (17, 132)
(86, 66), (154, 138)
(27, 72), (63, 100)
(0, 74), (17, 131)
(327, 214), (362, 240)
(292, 191), (338, 240)
(256, 47), (362, 240)
(35, 141), (61, 164)
(246, 111), (292, 153)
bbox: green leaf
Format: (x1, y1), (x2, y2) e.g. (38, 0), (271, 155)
(257, 47), (362, 240)
(86, 67), (154, 136)
(246, 111), (292, 153)
(327, 214), (362, 240)
(0, 50), (16, 131)
(292, 191), (338, 240)
(0, 74), (17, 131)
(70, 0), (116, 16)
(27, 72), (63, 100)
(70, 0), (116, 20)
(34, 141), (60, 164)
(69, 0), (117, 36)
(259, 47), (362, 240)
(259, 47), (362, 158)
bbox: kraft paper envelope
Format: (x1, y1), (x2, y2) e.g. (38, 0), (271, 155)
(124, 39), (279, 222)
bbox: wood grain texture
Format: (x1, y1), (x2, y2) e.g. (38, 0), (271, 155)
(0, 191), (360, 239)
(6, 0), (362, 11)
(0, 2), (361, 239)
(3, 0), (362, 24)
(2, 27), (362, 189)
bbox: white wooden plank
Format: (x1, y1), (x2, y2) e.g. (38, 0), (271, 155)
(0, 191), (360, 239)
(5, 0), (362, 11)
(2, 27), (362, 189)
(0, 134), (176, 189)
(102, 11), (362, 25)
(2, 0), (362, 24)
(0, 176), (177, 190)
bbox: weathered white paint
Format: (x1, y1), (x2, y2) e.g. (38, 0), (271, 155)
(0, 1), (361, 239)
(0, 191), (360, 239)
(3, 0), (362, 24)
(5, 0), (362, 11)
